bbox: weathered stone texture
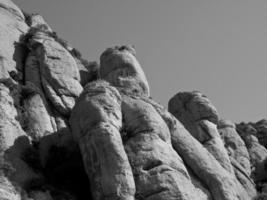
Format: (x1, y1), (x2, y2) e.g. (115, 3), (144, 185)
(1, 1), (267, 199)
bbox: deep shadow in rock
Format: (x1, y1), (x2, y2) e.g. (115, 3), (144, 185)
(38, 131), (93, 200)
(13, 41), (30, 84)
(44, 144), (93, 200)
(3, 131), (93, 199)
(253, 157), (267, 192)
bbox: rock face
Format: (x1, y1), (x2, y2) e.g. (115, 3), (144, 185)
(0, 1), (267, 200)
(71, 48), (202, 200)
(236, 122), (267, 186)
(0, 0), (28, 80)
(168, 92), (256, 199)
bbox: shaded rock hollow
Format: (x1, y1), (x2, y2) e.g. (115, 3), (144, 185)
(0, 0), (267, 199)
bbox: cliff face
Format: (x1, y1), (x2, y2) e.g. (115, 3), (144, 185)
(0, 1), (267, 199)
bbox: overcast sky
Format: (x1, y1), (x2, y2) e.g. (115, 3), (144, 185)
(14, 0), (267, 122)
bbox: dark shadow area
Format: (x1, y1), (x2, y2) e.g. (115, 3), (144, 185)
(78, 60), (99, 87)
(31, 131), (93, 200)
(253, 157), (267, 192)
(44, 143), (93, 200)
(13, 41), (29, 84)
(2, 132), (93, 200)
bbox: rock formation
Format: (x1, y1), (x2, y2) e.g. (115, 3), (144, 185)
(0, 0), (267, 199)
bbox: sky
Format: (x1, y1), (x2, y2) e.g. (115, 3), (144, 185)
(13, 0), (267, 122)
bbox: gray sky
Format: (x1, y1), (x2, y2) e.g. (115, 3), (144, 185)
(14, 0), (267, 122)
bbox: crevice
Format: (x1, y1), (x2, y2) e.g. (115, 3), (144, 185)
(143, 160), (163, 171)
(47, 55), (60, 60)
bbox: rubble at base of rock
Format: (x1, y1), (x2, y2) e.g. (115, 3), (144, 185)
(0, 0), (267, 199)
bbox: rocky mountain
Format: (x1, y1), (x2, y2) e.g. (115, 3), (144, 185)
(0, 0), (266, 199)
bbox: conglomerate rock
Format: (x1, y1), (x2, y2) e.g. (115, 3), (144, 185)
(218, 119), (251, 175)
(0, 82), (42, 200)
(217, 120), (256, 197)
(255, 120), (267, 148)
(0, 0), (28, 80)
(0, 0), (267, 199)
(236, 122), (267, 186)
(70, 48), (203, 200)
(168, 92), (256, 199)
(27, 29), (83, 116)
(168, 92), (234, 174)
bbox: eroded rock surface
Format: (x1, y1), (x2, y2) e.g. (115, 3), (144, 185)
(0, 1), (267, 199)
(236, 122), (267, 189)
(169, 91), (257, 199)
(0, 0), (28, 80)
(27, 30), (83, 116)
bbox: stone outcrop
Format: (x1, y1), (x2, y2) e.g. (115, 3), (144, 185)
(168, 91), (256, 199)
(26, 28), (83, 116)
(236, 122), (267, 186)
(0, 1), (267, 199)
(0, 0), (28, 80)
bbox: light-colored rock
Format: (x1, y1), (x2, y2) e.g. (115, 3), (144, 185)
(236, 123), (267, 167)
(122, 95), (199, 200)
(0, 177), (21, 200)
(70, 81), (136, 200)
(21, 82), (57, 142)
(169, 92), (255, 199)
(28, 29), (83, 116)
(27, 14), (53, 32)
(70, 46), (213, 200)
(24, 51), (66, 135)
(99, 46), (208, 199)
(0, 83), (24, 150)
(218, 119), (251, 175)
(70, 80), (203, 200)
(0, 0), (266, 197)
(100, 45), (150, 97)
(236, 122), (267, 184)
(169, 92), (233, 174)
(0, 0), (28, 79)
(142, 97), (212, 200)
(168, 91), (219, 127)
(0, 83), (40, 199)
(24, 51), (58, 140)
(230, 156), (257, 198)
(218, 119), (257, 197)
(0, 0), (25, 20)
(168, 114), (249, 200)
(0, 3), (41, 199)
